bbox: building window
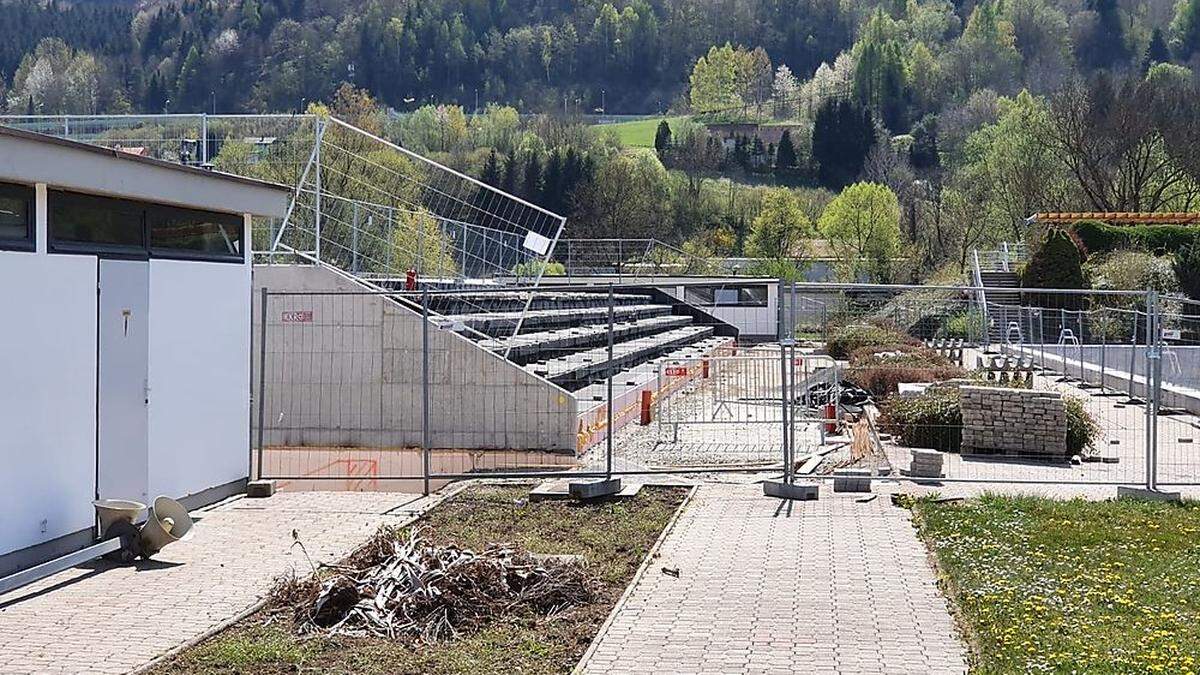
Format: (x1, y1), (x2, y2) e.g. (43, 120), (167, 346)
(49, 190), (145, 253)
(149, 205), (242, 261)
(47, 190), (244, 262)
(0, 182), (34, 251)
(684, 284), (769, 307)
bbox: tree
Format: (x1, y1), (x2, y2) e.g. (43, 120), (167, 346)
(500, 153), (518, 195)
(1073, 0), (1130, 71)
(1144, 28), (1171, 72)
(1043, 75), (1199, 212)
(1174, 0), (1200, 62)
(771, 64), (800, 118)
(7, 38), (101, 114)
(746, 188), (812, 259)
(654, 119), (672, 154)
(962, 90), (1071, 239)
(852, 10), (910, 131)
(689, 43), (742, 113)
(812, 98), (876, 189)
(573, 152), (670, 238)
(480, 149), (501, 187)
(1021, 227), (1086, 309)
(947, 2), (1021, 96)
(774, 129), (798, 176)
(818, 182), (902, 281)
(522, 152), (543, 201)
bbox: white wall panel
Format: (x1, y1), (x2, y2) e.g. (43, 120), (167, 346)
(148, 259), (251, 499)
(0, 252), (98, 556)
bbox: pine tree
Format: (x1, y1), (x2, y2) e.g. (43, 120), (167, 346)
(480, 148), (500, 187)
(812, 99), (876, 189)
(500, 153), (518, 195)
(1144, 28), (1171, 71)
(542, 149), (563, 212)
(775, 129), (798, 175)
(653, 119), (672, 154)
(522, 152), (543, 202)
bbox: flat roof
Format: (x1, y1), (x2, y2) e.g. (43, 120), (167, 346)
(0, 125), (292, 217)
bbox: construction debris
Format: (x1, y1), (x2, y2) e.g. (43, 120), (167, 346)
(270, 528), (597, 642)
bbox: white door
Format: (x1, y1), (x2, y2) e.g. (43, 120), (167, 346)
(97, 259), (150, 502)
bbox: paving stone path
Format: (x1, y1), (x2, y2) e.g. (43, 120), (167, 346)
(0, 491), (427, 675)
(578, 483), (968, 674)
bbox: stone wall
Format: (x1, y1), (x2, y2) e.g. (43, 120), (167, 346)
(960, 385), (1067, 456)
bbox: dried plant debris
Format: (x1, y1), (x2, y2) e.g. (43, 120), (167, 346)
(269, 528), (597, 643)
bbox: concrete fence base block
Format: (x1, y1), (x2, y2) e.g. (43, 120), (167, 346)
(1117, 486), (1182, 503)
(569, 478), (623, 500)
(246, 480), (277, 498)
(763, 480), (819, 501)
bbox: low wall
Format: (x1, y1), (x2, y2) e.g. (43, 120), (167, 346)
(960, 385), (1067, 456)
(254, 265), (579, 452)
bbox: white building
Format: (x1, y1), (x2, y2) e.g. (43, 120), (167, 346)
(0, 126), (290, 575)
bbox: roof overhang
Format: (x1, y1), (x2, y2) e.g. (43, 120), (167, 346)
(1027, 212), (1200, 225)
(0, 126), (291, 218)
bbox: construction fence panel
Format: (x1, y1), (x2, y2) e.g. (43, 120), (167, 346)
(784, 284), (1165, 487)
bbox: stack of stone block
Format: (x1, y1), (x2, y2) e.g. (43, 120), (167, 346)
(909, 449), (944, 478)
(960, 385), (1066, 456)
(833, 468), (871, 492)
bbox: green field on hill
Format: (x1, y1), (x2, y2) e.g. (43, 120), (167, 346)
(592, 116), (688, 148)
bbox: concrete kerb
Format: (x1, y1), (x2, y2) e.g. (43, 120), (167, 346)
(571, 484), (699, 675)
(127, 480), (474, 675)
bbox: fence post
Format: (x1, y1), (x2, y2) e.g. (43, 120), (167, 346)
(606, 285), (615, 480)
(1145, 290), (1162, 491)
(779, 337), (791, 485)
(256, 287), (268, 480)
(422, 288), (431, 496)
(313, 117), (322, 263)
(351, 202), (359, 274)
(1147, 289), (1156, 487)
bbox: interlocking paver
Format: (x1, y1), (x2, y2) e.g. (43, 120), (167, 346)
(0, 491), (424, 674)
(577, 483), (968, 674)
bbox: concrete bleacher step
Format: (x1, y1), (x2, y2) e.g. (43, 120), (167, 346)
(572, 336), (730, 402)
(394, 290), (652, 315)
(532, 325), (715, 387)
(480, 315), (694, 362)
(443, 303), (673, 337)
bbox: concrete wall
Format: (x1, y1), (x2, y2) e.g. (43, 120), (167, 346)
(253, 265), (579, 452)
(961, 385), (1067, 456)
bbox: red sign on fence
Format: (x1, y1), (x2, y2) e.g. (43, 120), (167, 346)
(664, 365), (689, 377)
(282, 310), (314, 323)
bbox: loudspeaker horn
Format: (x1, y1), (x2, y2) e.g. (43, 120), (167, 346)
(93, 499), (146, 537)
(138, 496), (194, 557)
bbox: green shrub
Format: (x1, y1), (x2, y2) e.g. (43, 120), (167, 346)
(1073, 219), (1200, 256)
(879, 388), (963, 452)
(1064, 396), (1100, 456)
(1174, 240), (1200, 309)
(846, 346), (966, 397)
(1085, 250), (1178, 295)
(881, 386), (1100, 457)
(511, 260), (566, 277)
(826, 323), (918, 359)
(940, 310), (984, 340)
(1022, 227), (1086, 290)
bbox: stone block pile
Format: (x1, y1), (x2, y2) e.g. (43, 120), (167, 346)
(960, 385), (1067, 456)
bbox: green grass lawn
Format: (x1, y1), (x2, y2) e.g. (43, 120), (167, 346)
(153, 485), (686, 674)
(914, 495), (1200, 674)
(592, 116), (687, 147)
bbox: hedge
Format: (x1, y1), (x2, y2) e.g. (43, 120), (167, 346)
(1072, 219), (1200, 256)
